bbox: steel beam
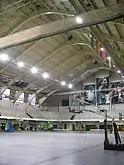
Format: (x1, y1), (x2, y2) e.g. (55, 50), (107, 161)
(12, 85), (49, 104)
(0, 77), (20, 97)
(70, 0), (124, 66)
(27, 86), (49, 105)
(6, 9), (74, 36)
(0, 4), (123, 50)
(38, 89), (58, 106)
(71, 67), (111, 83)
(91, 27), (124, 67)
(50, 52), (96, 74)
(35, 42), (98, 67)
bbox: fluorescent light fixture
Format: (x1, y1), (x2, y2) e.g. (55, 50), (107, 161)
(117, 70), (121, 74)
(68, 83), (73, 89)
(0, 53), (9, 61)
(107, 56), (111, 60)
(17, 61), (24, 67)
(31, 67), (38, 74)
(113, 64), (115, 67)
(89, 34), (92, 38)
(76, 16), (83, 24)
(61, 81), (66, 86)
(42, 72), (49, 79)
(100, 47), (104, 51)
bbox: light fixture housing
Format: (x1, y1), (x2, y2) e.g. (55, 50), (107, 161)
(0, 53), (9, 61)
(61, 81), (66, 86)
(31, 67), (38, 74)
(68, 83), (73, 89)
(113, 64), (115, 67)
(76, 16), (83, 24)
(100, 47), (104, 51)
(117, 70), (121, 74)
(107, 56), (111, 60)
(17, 61), (24, 67)
(89, 34), (92, 38)
(42, 72), (49, 79)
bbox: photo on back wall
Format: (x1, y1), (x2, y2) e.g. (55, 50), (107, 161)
(96, 77), (110, 105)
(83, 84), (96, 105)
(110, 81), (124, 104)
(69, 93), (83, 113)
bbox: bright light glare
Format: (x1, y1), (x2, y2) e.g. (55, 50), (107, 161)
(42, 72), (49, 79)
(76, 16), (83, 24)
(61, 81), (66, 86)
(107, 56), (111, 60)
(31, 67), (38, 74)
(122, 76), (124, 78)
(0, 54), (9, 61)
(89, 34), (92, 38)
(100, 47), (104, 51)
(68, 83), (73, 89)
(17, 61), (24, 67)
(113, 64), (115, 67)
(117, 70), (121, 74)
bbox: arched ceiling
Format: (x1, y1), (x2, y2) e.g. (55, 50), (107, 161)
(0, 0), (123, 94)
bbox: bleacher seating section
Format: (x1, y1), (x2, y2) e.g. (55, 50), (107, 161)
(0, 100), (124, 121)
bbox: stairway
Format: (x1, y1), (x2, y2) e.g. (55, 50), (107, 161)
(70, 114), (76, 120)
(19, 121), (27, 130)
(26, 112), (33, 118)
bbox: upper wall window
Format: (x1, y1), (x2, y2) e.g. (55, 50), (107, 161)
(16, 91), (24, 103)
(2, 89), (10, 100)
(29, 94), (36, 105)
(62, 99), (69, 106)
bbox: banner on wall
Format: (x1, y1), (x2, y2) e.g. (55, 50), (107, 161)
(96, 77), (110, 105)
(83, 84), (96, 105)
(110, 81), (124, 104)
(69, 93), (83, 112)
(69, 79), (124, 110)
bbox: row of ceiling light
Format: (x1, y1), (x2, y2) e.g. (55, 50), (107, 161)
(0, 54), (73, 89)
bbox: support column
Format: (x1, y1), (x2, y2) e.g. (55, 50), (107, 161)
(24, 92), (29, 103)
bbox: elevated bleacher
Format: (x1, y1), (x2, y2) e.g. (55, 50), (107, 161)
(0, 99), (123, 121)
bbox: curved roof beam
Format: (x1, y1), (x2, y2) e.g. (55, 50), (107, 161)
(0, 39), (89, 73)
(0, 41), (98, 79)
(7, 9), (75, 35)
(35, 42), (100, 67)
(6, 7), (123, 43)
(0, 4), (123, 50)
(13, 85), (49, 104)
(50, 53), (96, 74)
(0, 76), (21, 97)
(55, 59), (103, 80)
(60, 61), (107, 81)
(59, 61), (104, 80)
(38, 89), (59, 106)
(68, 0), (124, 67)
(70, 67), (111, 84)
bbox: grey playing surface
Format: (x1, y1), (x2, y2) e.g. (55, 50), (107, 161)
(0, 132), (124, 165)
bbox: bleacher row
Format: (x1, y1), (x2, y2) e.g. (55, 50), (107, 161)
(0, 100), (123, 121)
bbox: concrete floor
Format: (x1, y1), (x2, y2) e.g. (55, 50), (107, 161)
(0, 132), (124, 165)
